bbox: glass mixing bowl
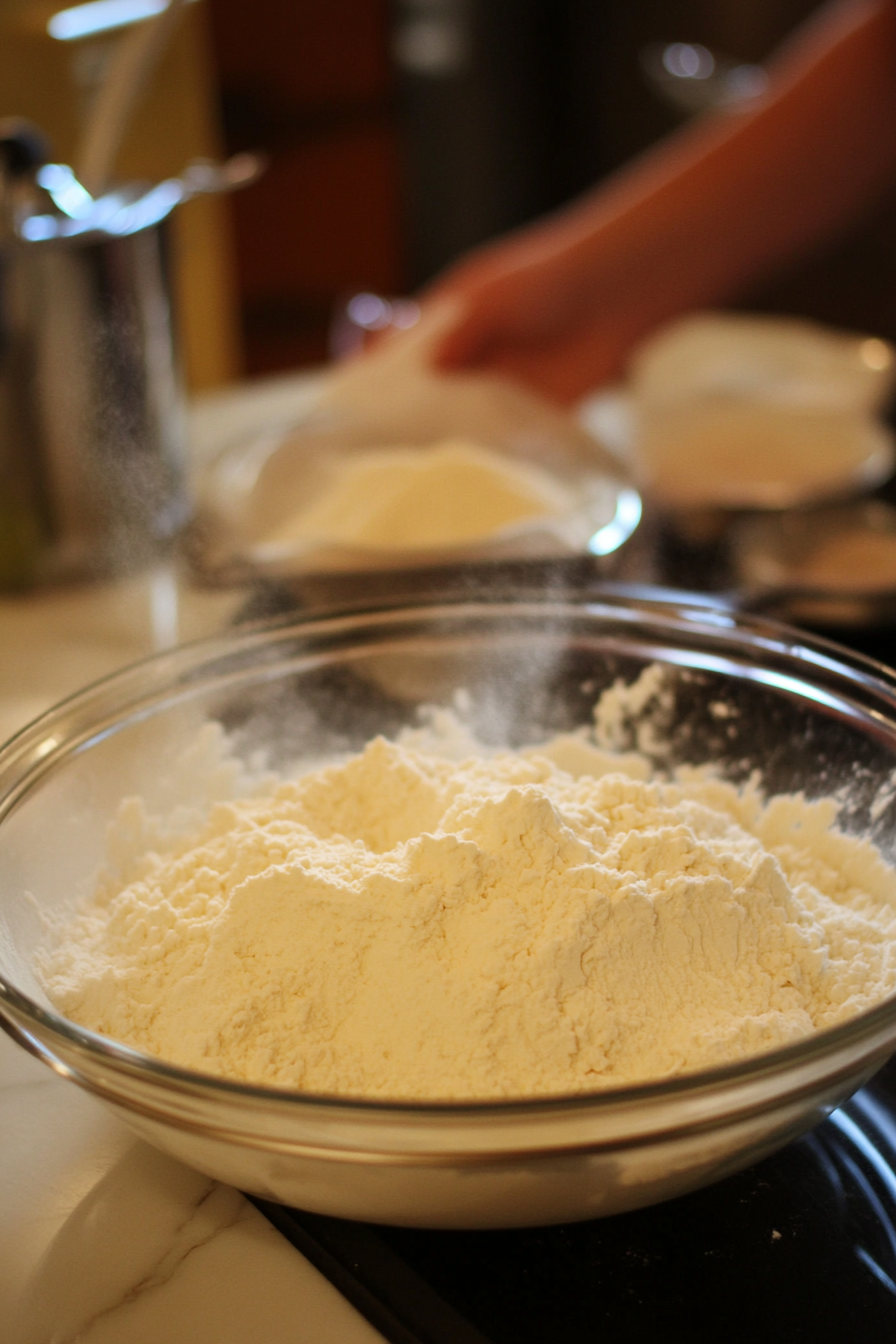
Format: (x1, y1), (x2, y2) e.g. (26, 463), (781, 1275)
(3, 592), (896, 1230)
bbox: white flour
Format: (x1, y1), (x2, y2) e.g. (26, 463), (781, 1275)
(264, 439), (569, 552)
(38, 703), (896, 1100)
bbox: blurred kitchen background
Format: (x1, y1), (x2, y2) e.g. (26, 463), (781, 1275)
(3, 0), (896, 391)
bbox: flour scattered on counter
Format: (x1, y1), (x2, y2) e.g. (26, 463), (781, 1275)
(37, 689), (896, 1100)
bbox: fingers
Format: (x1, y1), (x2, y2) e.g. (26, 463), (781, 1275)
(421, 245), (535, 370)
(417, 234), (635, 396)
(420, 273), (506, 370)
(429, 307), (494, 370)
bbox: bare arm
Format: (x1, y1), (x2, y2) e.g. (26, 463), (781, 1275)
(428, 0), (896, 402)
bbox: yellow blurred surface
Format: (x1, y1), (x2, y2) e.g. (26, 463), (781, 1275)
(0, 0), (241, 389)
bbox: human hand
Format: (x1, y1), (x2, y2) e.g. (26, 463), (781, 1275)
(423, 221), (661, 405)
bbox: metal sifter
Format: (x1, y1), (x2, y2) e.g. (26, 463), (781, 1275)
(0, 120), (258, 589)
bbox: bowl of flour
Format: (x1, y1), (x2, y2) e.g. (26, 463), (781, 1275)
(190, 303), (637, 587)
(3, 593), (896, 1228)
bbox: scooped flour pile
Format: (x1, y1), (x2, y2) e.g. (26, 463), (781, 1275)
(38, 707), (896, 1100)
(263, 439), (570, 553)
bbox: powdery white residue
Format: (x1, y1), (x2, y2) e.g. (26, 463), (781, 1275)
(871, 768), (896, 824)
(38, 718), (896, 1101)
(710, 700), (739, 720)
(99, 722), (266, 888)
(593, 663), (674, 757)
(264, 439), (569, 553)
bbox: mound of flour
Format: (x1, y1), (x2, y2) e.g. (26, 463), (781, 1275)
(263, 439), (570, 553)
(38, 707), (896, 1100)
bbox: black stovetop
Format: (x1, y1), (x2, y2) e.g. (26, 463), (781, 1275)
(255, 1055), (896, 1344)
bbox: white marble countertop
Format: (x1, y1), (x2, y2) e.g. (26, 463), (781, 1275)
(0, 372), (386, 1344)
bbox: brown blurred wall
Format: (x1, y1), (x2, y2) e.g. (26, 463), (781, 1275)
(207, 0), (405, 375)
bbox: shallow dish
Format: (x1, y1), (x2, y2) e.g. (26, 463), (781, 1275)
(580, 313), (896, 511)
(3, 593), (896, 1228)
(189, 356), (637, 587)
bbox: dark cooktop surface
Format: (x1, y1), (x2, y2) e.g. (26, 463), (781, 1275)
(255, 1055), (896, 1344)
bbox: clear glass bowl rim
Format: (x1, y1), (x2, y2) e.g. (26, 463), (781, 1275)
(3, 588), (896, 1121)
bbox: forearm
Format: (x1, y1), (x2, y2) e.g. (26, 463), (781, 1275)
(489, 0), (896, 318)
(427, 0), (896, 399)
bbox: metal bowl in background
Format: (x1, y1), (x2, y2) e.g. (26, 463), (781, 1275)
(730, 499), (896, 628)
(3, 593), (896, 1228)
(0, 127), (261, 590)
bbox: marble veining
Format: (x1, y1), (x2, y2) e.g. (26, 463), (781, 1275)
(2, 1032), (383, 1344)
(1, 376), (385, 1343)
(52, 1181), (248, 1343)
